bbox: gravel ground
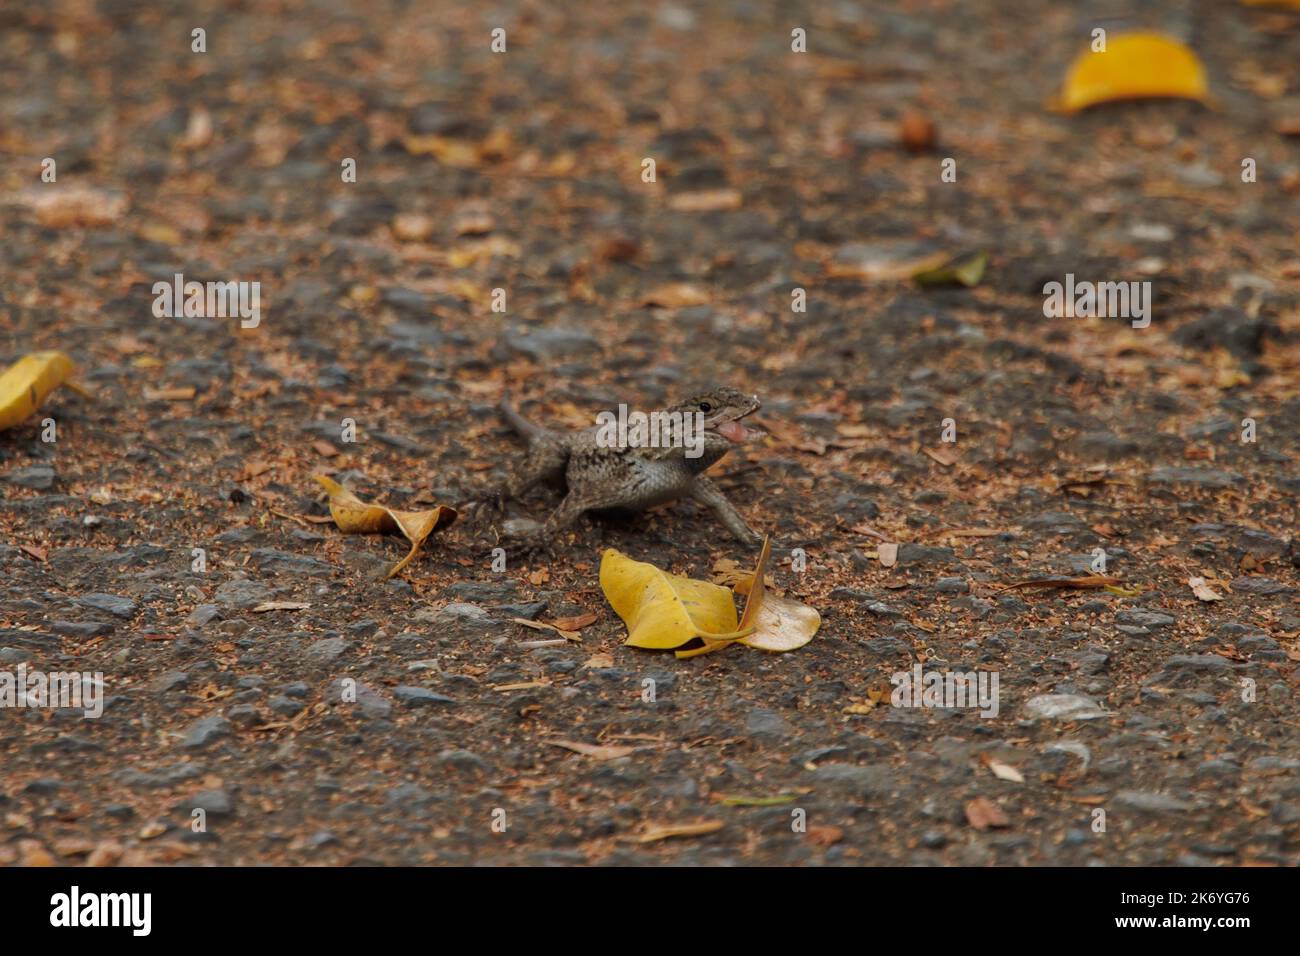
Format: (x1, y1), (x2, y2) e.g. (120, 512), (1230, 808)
(0, 0), (1297, 866)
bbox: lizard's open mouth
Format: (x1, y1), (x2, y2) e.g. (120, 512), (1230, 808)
(715, 420), (758, 444)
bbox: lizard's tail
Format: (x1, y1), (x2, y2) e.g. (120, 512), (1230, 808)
(498, 394), (551, 442)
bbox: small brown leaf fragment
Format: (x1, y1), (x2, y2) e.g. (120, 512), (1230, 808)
(492, 680), (549, 692)
(138, 821), (168, 840)
(312, 439), (340, 458)
(314, 475), (456, 578)
(965, 797), (1010, 830)
(452, 205), (495, 236)
(391, 212), (435, 242)
(17, 840), (56, 867)
(550, 611), (598, 631)
(986, 759), (1025, 783)
(924, 445), (960, 467)
(997, 575), (1123, 592)
(641, 282), (710, 308)
(826, 243), (947, 282)
(86, 841), (124, 867)
(636, 820), (724, 843)
(143, 386), (197, 401)
(668, 188), (742, 213)
(597, 234), (640, 262)
(179, 107), (214, 150)
(250, 601), (311, 613)
(238, 460), (274, 481)
(19, 544), (46, 562)
(806, 825), (845, 847)
(877, 543), (898, 567)
(1188, 576), (1223, 602)
(548, 739), (636, 761)
(20, 186), (128, 227)
(511, 618), (581, 642)
(899, 111), (936, 152)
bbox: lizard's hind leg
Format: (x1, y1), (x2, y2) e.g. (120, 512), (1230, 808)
(505, 437), (568, 500)
(464, 439), (566, 526)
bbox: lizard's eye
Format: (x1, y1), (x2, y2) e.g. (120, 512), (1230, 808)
(698, 401), (713, 413)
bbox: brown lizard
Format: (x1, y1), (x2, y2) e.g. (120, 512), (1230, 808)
(487, 386), (764, 550)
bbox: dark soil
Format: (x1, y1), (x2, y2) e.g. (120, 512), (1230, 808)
(0, 0), (1297, 866)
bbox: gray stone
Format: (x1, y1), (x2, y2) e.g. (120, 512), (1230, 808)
(809, 763), (897, 795)
(1115, 608), (1176, 629)
(745, 708), (791, 737)
(305, 637), (350, 663)
(180, 788), (234, 817)
(1023, 694), (1107, 721)
(117, 763), (205, 789)
(187, 604), (221, 627)
(1145, 654), (1233, 687)
(331, 678), (393, 718)
(1149, 467), (1243, 489)
(896, 544), (957, 566)
(4, 466), (56, 490)
(393, 685), (455, 707)
(150, 671), (189, 693)
(508, 327), (599, 361)
(75, 593), (137, 619)
(181, 715), (232, 749)
(214, 579), (273, 609)
(1116, 790), (1193, 813)
(250, 548), (335, 575)
(268, 695), (304, 717)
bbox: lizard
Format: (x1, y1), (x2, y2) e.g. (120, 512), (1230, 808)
(485, 386), (764, 551)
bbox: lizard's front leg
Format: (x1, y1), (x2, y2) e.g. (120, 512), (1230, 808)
(689, 475), (761, 546)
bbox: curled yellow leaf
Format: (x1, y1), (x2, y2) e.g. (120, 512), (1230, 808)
(313, 475), (457, 578)
(1053, 33), (1209, 113)
(599, 549), (753, 649)
(0, 351), (79, 431)
(677, 536), (820, 658)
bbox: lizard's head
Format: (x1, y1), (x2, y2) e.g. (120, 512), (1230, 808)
(671, 386), (762, 445)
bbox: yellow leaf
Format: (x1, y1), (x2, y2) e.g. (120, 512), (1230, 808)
(0, 351), (79, 431)
(1054, 33), (1209, 113)
(313, 475), (457, 578)
(599, 549), (752, 649)
(736, 593), (821, 654)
